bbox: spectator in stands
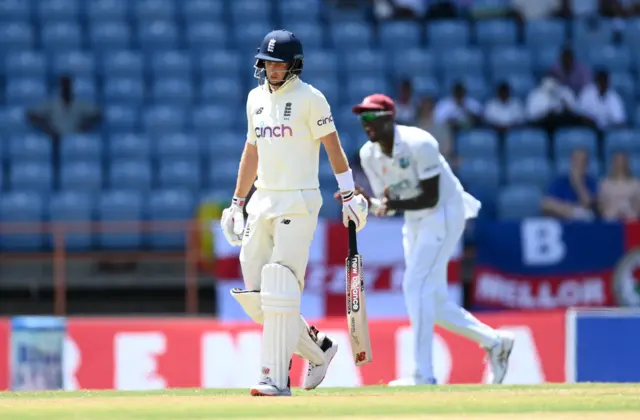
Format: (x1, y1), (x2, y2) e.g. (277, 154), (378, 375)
(434, 81), (482, 132)
(371, 0), (429, 19)
(526, 74), (587, 134)
(577, 70), (627, 131)
(483, 82), (525, 134)
(26, 75), (102, 170)
(416, 96), (454, 163)
(549, 47), (591, 94)
(542, 148), (598, 221)
(394, 79), (418, 125)
(598, 152), (640, 221)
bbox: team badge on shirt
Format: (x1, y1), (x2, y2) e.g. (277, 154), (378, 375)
(398, 156), (410, 169)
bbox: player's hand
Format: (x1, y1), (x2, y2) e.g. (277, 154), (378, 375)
(334, 185), (368, 202)
(220, 197), (246, 247)
(341, 191), (368, 232)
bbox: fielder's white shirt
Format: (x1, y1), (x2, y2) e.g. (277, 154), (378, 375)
(246, 77), (336, 191)
(359, 125), (465, 220)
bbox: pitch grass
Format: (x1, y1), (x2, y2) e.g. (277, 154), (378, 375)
(0, 384), (639, 419)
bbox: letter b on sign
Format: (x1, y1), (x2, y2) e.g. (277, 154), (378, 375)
(521, 219), (566, 265)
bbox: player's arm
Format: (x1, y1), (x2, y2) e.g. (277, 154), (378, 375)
(233, 142), (258, 198)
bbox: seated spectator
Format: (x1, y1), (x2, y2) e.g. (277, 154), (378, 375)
(549, 47), (591, 94)
(526, 74), (588, 133)
(483, 82), (525, 133)
(26, 75), (102, 169)
(395, 79), (418, 125)
(416, 96), (454, 162)
(434, 82), (482, 132)
(577, 70), (626, 131)
(542, 148), (598, 220)
(598, 152), (640, 221)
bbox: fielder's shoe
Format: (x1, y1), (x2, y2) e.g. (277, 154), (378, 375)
(303, 328), (338, 390)
(250, 378), (292, 397)
(485, 331), (515, 384)
(388, 375), (437, 386)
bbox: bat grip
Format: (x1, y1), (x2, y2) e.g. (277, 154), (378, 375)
(348, 220), (358, 255)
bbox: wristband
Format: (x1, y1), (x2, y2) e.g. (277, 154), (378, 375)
(232, 196), (246, 208)
(335, 169), (355, 193)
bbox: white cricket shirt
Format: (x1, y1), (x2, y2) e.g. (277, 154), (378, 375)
(246, 77), (336, 190)
(359, 125), (464, 219)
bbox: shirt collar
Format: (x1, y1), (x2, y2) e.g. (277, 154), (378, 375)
(262, 76), (300, 95)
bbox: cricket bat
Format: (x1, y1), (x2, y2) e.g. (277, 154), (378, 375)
(345, 220), (373, 366)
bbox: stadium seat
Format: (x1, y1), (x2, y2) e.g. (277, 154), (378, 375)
(0, 0), (30, 21)
(37, 0), (80, 22)
(344, 49), (385, 76)
(5, 78), (47, 107)
(346, 76), (390, 105)
(138, 20), (179, 51)
(390, 49), (435, 78)
(457, 158), (501, 197)
(506, 158), (552, 189)
(109, 133), (151, 160)
(52, 51), (96, 78)
(72, 77), (97, 102)
(301, 50), (338, 77)
(623, 18), (640, 48)
(8, 135), (51, 163)
(61, 134), (102, 163)
(604, 130), (640, 161)
(49, 191), (93, 250)
(143, 106), (187, 133)
(609, 72), (635, 105)
(147, 189), (195, 249)
(587, 46), (632, 73)
(90, 22), (131, 52)
(572, 18), (614, 46)
(304, 76), (340, 107)
(97, 190), (143, 249)
(186, 22), (229, 51)
(441, 48), (484, 79)
(379, 21), (422, 51)
(5, 52), (46, 78)
(555, 155), (601, 177)
(150, 51), (192, 77)
(60, 162), (103, 192)
(489, 48), (532, 78)
(200, 77), (243, 105)
(104, 106), (140, 133)
(207, 160), (241, 190)
(156, 133), (200, 160)
(103, 78), (144, 105)
(412, 76), (440, 97)
(554, 128), (598, 159)
(278, 0), (321, 22)
(330, 22), (374, 50)
(533, 46), (562, 74)
(0, 107), (30, 133)
(0, 192), (45, 251)
(284, 22), (324, 49)
(0, 23), (34, 52)
(86, 0), (129, 21)
(426, 20), (469, 49)
(443, 75), (489, 101)
(158, 159), (201, 191)
(205, 131), (246, 161)
(500, 74), (535, 98)
(524, 20), (566, 50)
(456, 130), (499, 159)
(233, 21), (272, 53)
(41, 22), (82, 52)
(152, 78), (194, 106)
(197, 50), (241, 77)
(191, 105), (236, 132)
(109, 159), (152, 191)
(181, 0), (225, 23)
(133, 0), (176, 21)
(230, 0), (271, 23)
(101, 51), (143, 78)
(505, 129), (549, 159)
(10, 162), (53, 194)
(497, 186), (543, 220)
(475, 19), (518, 47)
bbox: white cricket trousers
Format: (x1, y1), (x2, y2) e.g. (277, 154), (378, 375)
(402, 193), (499, 381)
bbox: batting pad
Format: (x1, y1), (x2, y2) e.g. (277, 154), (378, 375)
(231, 289), (326, 365)
(260, 263), (302, 390)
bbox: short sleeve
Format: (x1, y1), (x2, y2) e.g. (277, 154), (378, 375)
(246, 91), (258, 145)
(414, 138), (441, 180)
(308, 88), (336, 140)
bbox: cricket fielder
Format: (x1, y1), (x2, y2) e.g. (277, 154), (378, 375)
(220, 30), (368, 396)
(351, 94), (514, 386)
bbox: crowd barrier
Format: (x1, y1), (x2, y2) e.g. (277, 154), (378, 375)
(2, 308), (638, 391)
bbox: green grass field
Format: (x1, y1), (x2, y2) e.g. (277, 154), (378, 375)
(0, 384), (639, 419)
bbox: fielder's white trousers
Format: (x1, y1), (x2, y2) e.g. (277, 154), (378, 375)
(402, 193), (499, 381)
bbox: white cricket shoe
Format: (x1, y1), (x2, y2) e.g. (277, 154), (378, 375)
(303, 334), (338, 390)
(388, 376), (437, 386)
(250, 378), (292, 397)
(485, 331), (515, 384)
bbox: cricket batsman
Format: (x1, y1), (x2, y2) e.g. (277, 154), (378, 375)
(220, 30), (368, 396)
(349, 94), (514, 386)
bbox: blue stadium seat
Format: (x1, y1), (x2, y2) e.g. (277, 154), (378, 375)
(86, 0), (129, 21)
(604, 130), (640, 161)
(186, 22), (229, 51)
(0, 0), (30, 21)
(505, 129), (549, 159)
(636, 105), (640, 127)
(61, 134), (102, 163)
(525, 20), (566, 50)
(156, 133), (200, 160)
(73, 77), (97, 102)
(379, 21), (422, 50)
(37, 0), (80, 22)
(152, 78), (193, 105)
(456, 130), (498, 159)
(191, 105), (236, 132)
(109, 133), (151, 159)
(0, 23), (34, 52)
(441, 48), (484, 78)
(101, 51), (143, 77)
(182, 0), (225, 23)
(41, 22), (82, 51)
(233, 21), (271, 53)
(158, 159), (200, 191)
(103, 78), (144, 105)
(138, 20), (178, 51)
(5, 52), (46, 78)
(501, 74), (535, 98)
(230, 0), (271, 23)
(412, 76), (440, 97)
(623, 18), (640, 48)
(506, 158), (552, 189)
(630, 155), (640, 177)
(443, 75), (489, 101)
(457, 158), (501, 197)
(143, 106), (187, 133)
(279, 0), (321, 24)
(554, 128), (598, 159)
(497, 186), (542, 220)
(61, 162), (103, 192)
(205, 131), (247, 160)
(302, 50), (338, 77)
(8, 135), (51, 162)
(201, 77), (243, 105)
(90, 22), (131, 51)
(104, 106), (140, 132)
(330, 22), (374, 50)
(5, 79), (47, 107)
(0, 192), (45, 251)
(304, 76), (339, 107)
(207, 160), (241, 190)
(97, 190), (143, 249)
(587, 46), (632, 72)
(150, 51), (191, 77)
(197, 50), (241, 77)
(346, 76), (390, 105)
(390, 49), (435, 78)
(0, 107), (30, 133)
(489, 48), (532, 78)
(49, 191), (93, 250)
(284, 22), (324, 49)
(609, 72), (635, 104)
(52, 51), (95, 78)
(533, 46), (562, 74)
(147, 189), (194, 249)
(133, 0), (176, 21)
(555, 155), (601, 177)
(475, 19), (517, 47)
(426, 20), (469, 49)
(344, 49), (385, 76)
(109, 159), (152, 191)
(572, 18), (614, 47)
(10, 162), (53, 193)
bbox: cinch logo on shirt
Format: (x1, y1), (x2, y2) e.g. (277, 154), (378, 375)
(255, 123), (293, 138)
(317, 115), (333, 126)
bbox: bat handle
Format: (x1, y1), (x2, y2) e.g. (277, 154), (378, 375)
(348, 220), (358, 255)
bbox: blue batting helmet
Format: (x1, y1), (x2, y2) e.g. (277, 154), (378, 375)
(254, 29), (304, 85)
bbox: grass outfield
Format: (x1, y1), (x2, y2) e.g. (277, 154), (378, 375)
(0, 384), (639, 419)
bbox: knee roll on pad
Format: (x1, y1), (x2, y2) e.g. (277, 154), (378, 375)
(260, 263), (301, 313)
(230, 289), (264, 324)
